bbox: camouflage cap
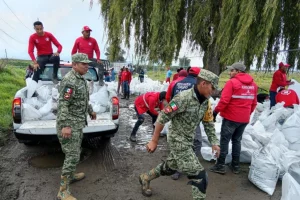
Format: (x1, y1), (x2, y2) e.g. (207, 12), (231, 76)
(72, 53), (92, 63)
(198, 69), (219, 90)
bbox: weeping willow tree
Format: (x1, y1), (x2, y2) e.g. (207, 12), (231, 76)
(92, 0), (300, 75)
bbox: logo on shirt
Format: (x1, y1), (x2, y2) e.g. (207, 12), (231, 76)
(35, 39), (39, 43)
(281, 90), (291, 95)
(89, 42), (92, 46)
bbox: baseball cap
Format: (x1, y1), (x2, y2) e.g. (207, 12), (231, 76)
(227, 62), (246, 72)
(279, 62), (290, 68)
(82, 26), (92, 32)
(72, 53), (92, 63)
(189, 67), (201, 75)
(197, 69), (219, 90)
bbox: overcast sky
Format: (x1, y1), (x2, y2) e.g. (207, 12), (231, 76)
(0, 0), (203, 66)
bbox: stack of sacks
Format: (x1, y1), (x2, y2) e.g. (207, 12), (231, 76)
(130, 77), (168, 95)
(22, 78), (114, 122)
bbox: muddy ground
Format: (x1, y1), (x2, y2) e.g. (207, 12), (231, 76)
(0, 98), (282, 200)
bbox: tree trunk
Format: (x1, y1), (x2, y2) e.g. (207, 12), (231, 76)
(203, 41), (221, 75)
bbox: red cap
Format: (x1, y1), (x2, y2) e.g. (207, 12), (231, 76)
(279, 62), (290, 68)
(189, 67), (200, 75)
(178, 70), (188, 77)
(82, 26), (92, 32)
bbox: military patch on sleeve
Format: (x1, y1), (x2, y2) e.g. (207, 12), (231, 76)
(170, 102), (178, 111)
(163, 101), (178, 114)
(63, 87), (73, 100)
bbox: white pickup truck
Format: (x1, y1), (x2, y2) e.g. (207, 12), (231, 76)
(12, 63), (119, 145)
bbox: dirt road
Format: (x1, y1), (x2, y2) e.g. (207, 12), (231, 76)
(0, 98), (282, 200)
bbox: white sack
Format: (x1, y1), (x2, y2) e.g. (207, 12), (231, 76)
(24, 97), (44, 109)
(52, 87), (59, 100)
(23, 103), (42, 121)
(281, 173), (300, 200)
(26, 78), (38, 98)
(36, 85), (51, 101)
(39, 99), (52, 116)
(40, 112), (56, 120)
(281, 105), (300, 145)
(90, 85), (109, 107)
(248, 147), (280, 195)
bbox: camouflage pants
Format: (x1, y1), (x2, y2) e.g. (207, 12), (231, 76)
(57, 128), (83, 179)
(151, 147), (206, 200)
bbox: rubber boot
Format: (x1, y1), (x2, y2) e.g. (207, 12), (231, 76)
(130, 120), (143, 142)
(57, 176), (77, 200)
(139, 167), (161, 197)
(70, 172), (85, 184)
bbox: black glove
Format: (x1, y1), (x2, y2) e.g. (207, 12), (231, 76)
(213, 111), (218, 122)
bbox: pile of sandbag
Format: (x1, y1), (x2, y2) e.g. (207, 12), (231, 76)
(129, 77), (169, 95)
(22, 78), (114, 122)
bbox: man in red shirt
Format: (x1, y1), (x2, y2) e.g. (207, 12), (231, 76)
(121, 67), (132, 100)
(129, 91), (167, 142)
(71, 26), (103, 85)
(276, 87), (299, 108)
(28, 21), (62, 84)
(166, 70), (188, 102)
(210, 62), (257, 174)
(269, 62), (294, 108)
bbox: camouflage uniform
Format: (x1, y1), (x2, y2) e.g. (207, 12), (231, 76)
(56, 53), (93, 180)
(140, 69), (220, 200)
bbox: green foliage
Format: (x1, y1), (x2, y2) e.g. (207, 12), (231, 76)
(95, 0), (300, 74)
(104, 46), (126, 62)
(0, 66), (26, 144)
(179, 57), (191, 68)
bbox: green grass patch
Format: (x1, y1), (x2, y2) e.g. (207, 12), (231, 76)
(0, 66), (26, 145)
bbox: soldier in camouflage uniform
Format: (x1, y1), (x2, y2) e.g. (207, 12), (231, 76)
(56, 53), (97, 200)
(139, 69), (221, 200)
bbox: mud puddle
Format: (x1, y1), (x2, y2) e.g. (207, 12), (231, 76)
(29, 148), (92, 168)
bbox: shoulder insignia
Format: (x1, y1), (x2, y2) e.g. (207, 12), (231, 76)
(163, 102), (178, 114)
(63, 87), (73, 100)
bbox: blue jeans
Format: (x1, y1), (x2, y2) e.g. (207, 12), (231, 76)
(269, 91), (277, 108)
(217, 118), (247, 165)
(123, 81), (129, 94)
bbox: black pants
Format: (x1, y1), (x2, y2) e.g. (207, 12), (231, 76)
(89, 58), (104, 86)
(131, 106), (157, 136)
(217, 118), (248, 166)
(33, 54), (60, 82)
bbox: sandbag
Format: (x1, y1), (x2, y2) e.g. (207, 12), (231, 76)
(248, 147), (280, 195)
(26, 78), (38, 98)
(90, 85), (109, 107)
(36, 85), (51, 101)
(160, 122), (170, 135)
(24, 97), (44, 109)
(281, 105), (300, 147)
(23, 103), (42, 121)
(281, 173), (300, 200)
(39, 99), (52, 116)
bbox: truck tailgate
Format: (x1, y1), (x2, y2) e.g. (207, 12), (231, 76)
(16, 119), (117, 135)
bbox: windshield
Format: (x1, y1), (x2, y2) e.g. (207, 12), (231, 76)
(39, 66), (98, 81)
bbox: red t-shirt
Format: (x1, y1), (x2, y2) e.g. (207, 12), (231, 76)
(71, 37), (100, 60)
(28, 32), (62, 61)
(275, 89), (299, 107)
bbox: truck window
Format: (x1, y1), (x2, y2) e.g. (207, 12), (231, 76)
(39, 65), (98, 81)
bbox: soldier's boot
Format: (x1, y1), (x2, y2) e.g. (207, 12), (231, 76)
(57, 176), (77, 200)
(70, 172), (85, 184)
(139, 168), (160, 197)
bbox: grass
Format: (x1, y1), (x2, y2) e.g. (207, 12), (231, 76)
(0, 66), (26, 145)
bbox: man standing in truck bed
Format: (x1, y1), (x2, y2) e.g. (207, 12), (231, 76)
(28, 21), (62, 84)
(71, 26), (104, 85)
(56, 53), (97, 200)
